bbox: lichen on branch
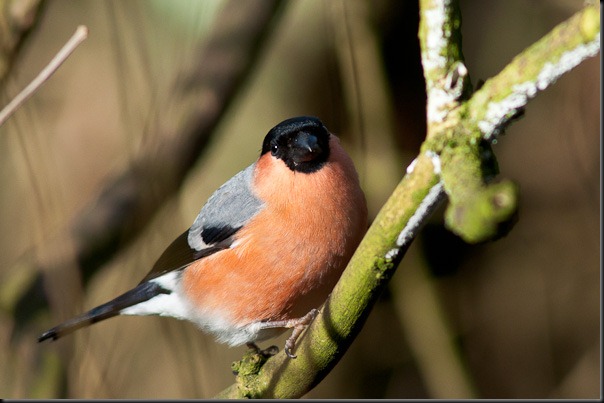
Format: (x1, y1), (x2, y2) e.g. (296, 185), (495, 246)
(420, 2), (599, 243)
(468, 3), (600, 141)
(215, 2), (600, 398)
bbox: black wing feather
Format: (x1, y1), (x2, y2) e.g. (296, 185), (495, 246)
(200, 225), (240, 246)
(138, 229), (236, 284)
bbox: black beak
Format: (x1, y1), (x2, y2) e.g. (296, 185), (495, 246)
(293, 132), (322, 163)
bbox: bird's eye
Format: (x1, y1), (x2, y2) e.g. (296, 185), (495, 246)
(272, 144), (278, 153)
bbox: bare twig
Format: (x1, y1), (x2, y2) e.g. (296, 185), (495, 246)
(0, 25), (88, 127)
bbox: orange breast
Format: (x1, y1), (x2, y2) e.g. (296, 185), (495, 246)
(182, 135), (367, 326)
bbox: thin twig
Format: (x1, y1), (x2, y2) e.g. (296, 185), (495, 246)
(0, 25), (88, 127)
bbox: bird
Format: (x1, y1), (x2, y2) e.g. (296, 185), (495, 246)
(38, 116), (368, 358)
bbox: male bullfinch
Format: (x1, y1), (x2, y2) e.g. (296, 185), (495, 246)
(39, 116), (368, 358)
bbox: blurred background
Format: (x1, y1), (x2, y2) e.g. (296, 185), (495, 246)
(0, 0), (599, 398)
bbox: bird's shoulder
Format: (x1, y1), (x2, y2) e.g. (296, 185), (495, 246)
(139, 163), (264, 284)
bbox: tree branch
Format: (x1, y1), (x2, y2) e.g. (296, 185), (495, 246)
(0, 25), (87, 127)
(427, 3), (600, 242)
(214, 1), (600, 398)
(468, 3), (600, 142)
(419, 0), (471, 130)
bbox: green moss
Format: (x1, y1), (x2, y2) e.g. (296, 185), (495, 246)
(424, 122), (518, 244)
(231, 348), (274, 398)
(411, 188), (428, 206)
(374, 256), (395, 280)
(445, 179), (519, 243)
(580, 5), (600, 39)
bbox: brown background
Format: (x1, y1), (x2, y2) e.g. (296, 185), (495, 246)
(0, 0), (599, 398)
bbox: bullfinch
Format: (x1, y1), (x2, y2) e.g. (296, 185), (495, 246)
(38, 116), (368, 358)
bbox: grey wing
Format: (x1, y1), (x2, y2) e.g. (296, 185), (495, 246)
(188, 163), (264, 250)
(139, 163), (264, 283)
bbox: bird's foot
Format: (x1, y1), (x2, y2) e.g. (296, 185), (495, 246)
(283, 308), (319, 358)
(255, 308), (319, 359)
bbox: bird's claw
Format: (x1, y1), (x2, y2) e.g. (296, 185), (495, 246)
(284, 308), (319, 359)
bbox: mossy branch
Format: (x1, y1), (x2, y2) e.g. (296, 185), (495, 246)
(468, 2), (600, 142)
(422, 1), (599, 242)
(215, 1), (599, 398)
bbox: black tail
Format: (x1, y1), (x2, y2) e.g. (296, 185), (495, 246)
(38, 281), (170, 342)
